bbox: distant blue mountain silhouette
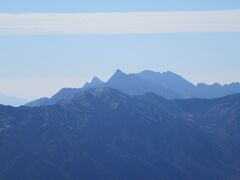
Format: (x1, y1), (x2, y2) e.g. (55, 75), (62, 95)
(83, 76), (104, 88)
(0, 92), (28, 106)
(138, 70), (195, 97)
(26, 69), (240, 107)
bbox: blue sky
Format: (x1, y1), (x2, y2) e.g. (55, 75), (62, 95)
(0, 0), (240, 99)
(1, 0), (240, 12)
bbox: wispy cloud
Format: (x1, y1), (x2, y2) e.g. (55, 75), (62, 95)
(0, 10), (240, 35)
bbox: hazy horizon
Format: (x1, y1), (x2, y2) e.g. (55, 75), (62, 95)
(0, 68), (239, 101)
(0, 0), (240, 100)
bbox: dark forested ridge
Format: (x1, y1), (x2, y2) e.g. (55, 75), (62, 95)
(1, 88), (240, 180)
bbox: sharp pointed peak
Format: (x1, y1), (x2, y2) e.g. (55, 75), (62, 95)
(107, 69), (127, 82)
(83, 82), (91, 88)
(90, 76), (103, 84)
(112, 69), (127, 77)
(82, 77), (103, 89)
(114, 69), (127, 76)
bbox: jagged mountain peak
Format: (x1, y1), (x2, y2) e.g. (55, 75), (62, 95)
(115, 68), (125, 74)
(90, 76), (103, 85)
(83, 76), (103, 89)
(109, 69), (127, 80)
(82, 82), (91, 88)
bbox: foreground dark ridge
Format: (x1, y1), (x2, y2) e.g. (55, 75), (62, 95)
(1, 88), (240, 180)
(26, 69), (240, 107)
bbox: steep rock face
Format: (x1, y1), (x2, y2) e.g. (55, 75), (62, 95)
(1, 88), (240, 180)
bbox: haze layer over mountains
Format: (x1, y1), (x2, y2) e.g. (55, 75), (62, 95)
(26, 69), (240, 107)
(0, 92), (28, 107)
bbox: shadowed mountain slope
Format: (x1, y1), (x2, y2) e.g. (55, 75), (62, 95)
(1, 88), (240, 180)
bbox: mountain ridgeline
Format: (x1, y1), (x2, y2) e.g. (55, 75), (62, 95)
(26, 69), (240, 107)
(0, 88), (240, 180)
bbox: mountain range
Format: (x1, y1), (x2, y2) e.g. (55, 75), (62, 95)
(26, 69), (240, 107)
(0, 87), (240, 180)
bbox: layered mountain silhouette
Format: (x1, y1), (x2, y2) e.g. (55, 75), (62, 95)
(26, 69), (240, 107)
(0, 88), (240, 180)
(0, 92), (28, 106)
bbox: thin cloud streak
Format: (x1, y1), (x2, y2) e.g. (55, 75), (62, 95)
(0, 10), (240, 35)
